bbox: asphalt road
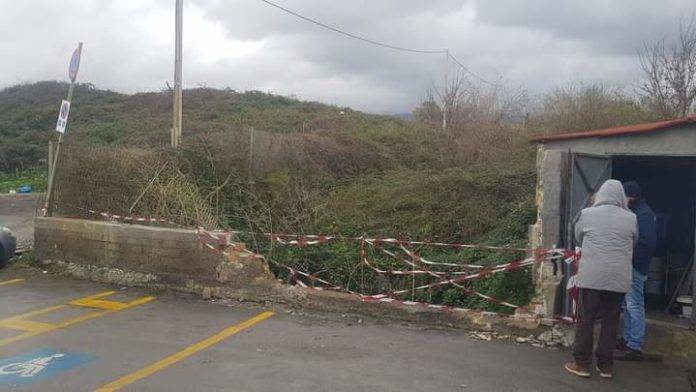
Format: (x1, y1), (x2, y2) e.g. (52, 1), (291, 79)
(0, 268), (690, 392)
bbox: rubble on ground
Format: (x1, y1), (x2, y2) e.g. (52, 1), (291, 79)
(467, 324), (574, 349)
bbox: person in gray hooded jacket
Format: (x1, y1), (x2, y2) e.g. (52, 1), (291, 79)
(565, 180), (638, 379)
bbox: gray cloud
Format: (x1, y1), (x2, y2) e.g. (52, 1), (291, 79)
(474, 0), (694, 55)
(1, 0), (694, 113)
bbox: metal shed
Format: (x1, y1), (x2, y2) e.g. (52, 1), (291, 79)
(530, 116), (696, 326)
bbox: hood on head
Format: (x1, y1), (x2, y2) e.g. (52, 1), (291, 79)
(593, 179), (628, 209)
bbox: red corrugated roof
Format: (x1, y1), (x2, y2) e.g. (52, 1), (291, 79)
(531, 116), (696, 143)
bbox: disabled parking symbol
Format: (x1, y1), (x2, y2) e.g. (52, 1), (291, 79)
(0, 349), (94, 386)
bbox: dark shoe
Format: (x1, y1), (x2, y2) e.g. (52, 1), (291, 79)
(565, 361), (591, 378)
(596, 365), (613, 379)
(616, 337), (628, 351)
(614, 348), (643, 361)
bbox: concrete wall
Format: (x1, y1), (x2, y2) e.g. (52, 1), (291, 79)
(530, 147), (566, 317)
(534, 147), (566, 249)
(542, 124), (696, 156)
(34, 217), (271, 286)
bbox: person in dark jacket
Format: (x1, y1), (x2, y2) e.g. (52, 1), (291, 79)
(616, 181), (657, 361)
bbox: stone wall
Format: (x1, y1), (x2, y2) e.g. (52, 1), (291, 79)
(34, 217), (272, 286)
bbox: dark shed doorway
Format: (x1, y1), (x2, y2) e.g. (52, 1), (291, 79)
(613, 156), (696, 322)
(557, 155), (696, 322)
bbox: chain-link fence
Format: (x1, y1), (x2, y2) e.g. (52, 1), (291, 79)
(49, 142), (218, 229)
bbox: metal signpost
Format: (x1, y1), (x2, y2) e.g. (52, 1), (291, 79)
(45, 42), (83, 216)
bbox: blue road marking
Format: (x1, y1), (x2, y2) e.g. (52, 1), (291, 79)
(0, 348), (94, 386)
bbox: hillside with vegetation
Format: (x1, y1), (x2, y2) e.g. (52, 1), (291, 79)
(0, 80), (665, 311)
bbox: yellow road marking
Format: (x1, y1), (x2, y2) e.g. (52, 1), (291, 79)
(2, 304), (67, 321)
(0, 291), (155, 347)
(70, 291), (154, 311)
(70, 291), (118, 303)
(1, 318), (55, 333)
(0, 278), (25, 286)
(95, 311), (275, 392)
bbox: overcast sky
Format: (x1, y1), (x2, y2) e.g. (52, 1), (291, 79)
(1, 0), (694, 113)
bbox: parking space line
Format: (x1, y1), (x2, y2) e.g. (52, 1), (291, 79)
(0, 278), (25, 286)
(94, 311), (275, 392)
(0, 291), (155, 348)
(1, 317), (55, 333)
(70, 291), (153, 311)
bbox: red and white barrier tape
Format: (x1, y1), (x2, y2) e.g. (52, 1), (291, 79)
(363, 240), (529, 310)
(365, 239), (485, 272)
(197, 228), (585, 321)
(78, 208), (181, 227)
(396, 243), (534, 310)
(78, 207), (539, 253)
(360, 259), (536, 300)
(79, 208), (574, 319)
(270, 235), (337, 247)
(198, 228), (354, 293)
(270, 233), (532, 252)
(199, 228), (554, 312)
(360, 240), (457, 276)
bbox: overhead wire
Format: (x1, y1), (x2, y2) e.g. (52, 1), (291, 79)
(257, 0), (446, 54)
(257, 0), (498, 86)
(448, 53), (498, 87)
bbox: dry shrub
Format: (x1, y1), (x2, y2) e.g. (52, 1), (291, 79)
(305, 115), (349, 132)
(530, 83), (660, 134)
(53, 143), (218, 228)
(293, 131), (388, 176)
(187, 127), (387, 179)
(436, 122), (534, 168)
(137, 169), (218, 229)
(411, 72), (536, 170)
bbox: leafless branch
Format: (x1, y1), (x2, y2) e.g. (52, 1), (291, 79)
(639, 16), (696, 117)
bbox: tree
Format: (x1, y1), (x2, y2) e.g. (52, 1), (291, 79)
(639, 18), (696, 118)
(412, 69), (525, 130)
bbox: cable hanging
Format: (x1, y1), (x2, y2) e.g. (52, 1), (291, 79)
(448, 53), (498, 87)
(258, 0), (446, 54)
(257, 0), (498, 86)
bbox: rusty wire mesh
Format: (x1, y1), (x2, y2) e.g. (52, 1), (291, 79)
(50, 142), (218, 229)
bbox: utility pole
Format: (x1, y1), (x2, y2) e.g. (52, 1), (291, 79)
(442, 49), (449, 132)
(172, 0), (183, 148)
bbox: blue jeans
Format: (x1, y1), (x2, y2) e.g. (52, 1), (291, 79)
(623, 269), (647, 351)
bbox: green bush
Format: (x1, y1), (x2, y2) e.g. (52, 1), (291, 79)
(0, 167), (47, 193)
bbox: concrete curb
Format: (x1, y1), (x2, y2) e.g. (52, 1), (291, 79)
(38, 256), (546, 337)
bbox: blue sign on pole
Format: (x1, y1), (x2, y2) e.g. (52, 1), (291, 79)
(68, 42), (83, 82)
(0, 349), (95, 386)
